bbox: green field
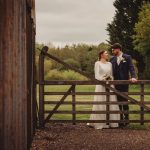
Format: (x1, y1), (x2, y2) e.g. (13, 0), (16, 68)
(38, 84), (150, 129)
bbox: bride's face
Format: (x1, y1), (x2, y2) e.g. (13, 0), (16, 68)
(101, 51), (109, 60)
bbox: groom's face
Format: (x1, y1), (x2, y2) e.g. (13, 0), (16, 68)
(112, 48), (120, 56)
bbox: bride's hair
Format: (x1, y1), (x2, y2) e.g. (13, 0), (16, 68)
(99, 50), (107, 60)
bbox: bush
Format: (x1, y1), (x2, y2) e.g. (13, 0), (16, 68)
(62, 70), (87, 80)
(45, 70), (87, 80)
(132, 59), (138, 79)
(58, 58), (80, 71)
(44, 60), (53, 75)
(45, 69), (64, 80)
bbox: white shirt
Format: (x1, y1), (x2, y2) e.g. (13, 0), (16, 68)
(117, 52), (123, 65)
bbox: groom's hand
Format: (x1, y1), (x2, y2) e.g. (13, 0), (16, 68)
(130, 78), (137, 83)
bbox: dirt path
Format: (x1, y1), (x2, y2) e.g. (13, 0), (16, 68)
(31, 123), (150, 150)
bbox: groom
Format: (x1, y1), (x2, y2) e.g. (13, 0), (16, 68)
(110, 43), (137, 127)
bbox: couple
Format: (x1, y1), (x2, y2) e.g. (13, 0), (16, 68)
(87, 43), (137, 129)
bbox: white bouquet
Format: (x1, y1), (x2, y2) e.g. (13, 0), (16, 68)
(101, 74), (113, 81)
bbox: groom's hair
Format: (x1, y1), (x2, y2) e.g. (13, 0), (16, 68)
(111, 43), (122, 51)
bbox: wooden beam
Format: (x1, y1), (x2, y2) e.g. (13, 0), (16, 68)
(44, 101), (150, 105)
(44, 110), (150, 114)
(39, 51), (45, 128)
(48, 120), (150, 123)
(44, 91), (150, 95)
(0, 0), (33, 149)
(43, 80), (150, 85)
(44, 86), (74, 123)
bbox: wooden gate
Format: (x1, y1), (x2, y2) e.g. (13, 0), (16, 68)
(38, 46), (150, 128)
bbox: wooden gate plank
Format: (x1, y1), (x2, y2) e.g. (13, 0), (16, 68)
(44, 86), (74, 123)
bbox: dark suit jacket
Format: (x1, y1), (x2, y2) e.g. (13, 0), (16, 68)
(110, 53), (136, 91)
(110, 53), (136, 80)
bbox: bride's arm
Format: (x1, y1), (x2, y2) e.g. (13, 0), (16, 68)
(94, 62), (104, 80)
(110, 63), (114, 80)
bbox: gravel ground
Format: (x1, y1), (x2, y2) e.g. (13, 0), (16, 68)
(31, 123), (150, 150)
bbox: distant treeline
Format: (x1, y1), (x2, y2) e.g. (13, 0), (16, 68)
(35, 42), (137, 80)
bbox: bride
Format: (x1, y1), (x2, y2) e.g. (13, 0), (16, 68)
(87, 50), (120, 129)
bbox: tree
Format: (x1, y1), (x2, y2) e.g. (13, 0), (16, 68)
(133, 3), (150, 79)
(107, 0), (150, 77)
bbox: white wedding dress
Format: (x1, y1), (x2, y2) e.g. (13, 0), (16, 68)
(87, 61), (120, 129)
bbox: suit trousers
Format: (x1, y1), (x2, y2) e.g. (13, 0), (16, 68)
(115, 85), (129, 121)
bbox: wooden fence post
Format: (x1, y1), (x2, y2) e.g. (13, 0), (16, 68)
(140, 84), (144, 125)
(39, 51), (45, 128)
(39, 46), (49, 128)
(106, 82), (110, 125)
(72, 85), (76, 125)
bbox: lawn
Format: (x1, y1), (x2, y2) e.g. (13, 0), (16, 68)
(38, 84), (150, 129)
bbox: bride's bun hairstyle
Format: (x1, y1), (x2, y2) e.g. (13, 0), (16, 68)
(99, 50), (106, 60)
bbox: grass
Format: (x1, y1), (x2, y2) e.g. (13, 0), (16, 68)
(37, 84), (150, 129)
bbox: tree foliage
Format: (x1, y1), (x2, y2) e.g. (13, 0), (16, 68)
(133, 3), (150, 79)
(133, 3), (150, 54)
(107, 0), (150, 78)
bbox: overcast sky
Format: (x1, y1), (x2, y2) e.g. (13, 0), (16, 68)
(36, 0), (115, 47)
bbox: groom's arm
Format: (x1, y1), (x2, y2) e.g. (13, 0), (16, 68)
(127, 55), (136, 78)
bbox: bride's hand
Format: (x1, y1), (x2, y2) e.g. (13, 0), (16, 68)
(101, 74), (112, 81)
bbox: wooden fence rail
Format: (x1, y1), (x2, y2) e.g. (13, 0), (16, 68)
(38, 80), (150, 127)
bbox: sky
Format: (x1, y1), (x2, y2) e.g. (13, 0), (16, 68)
(36, 0), (115, 47)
